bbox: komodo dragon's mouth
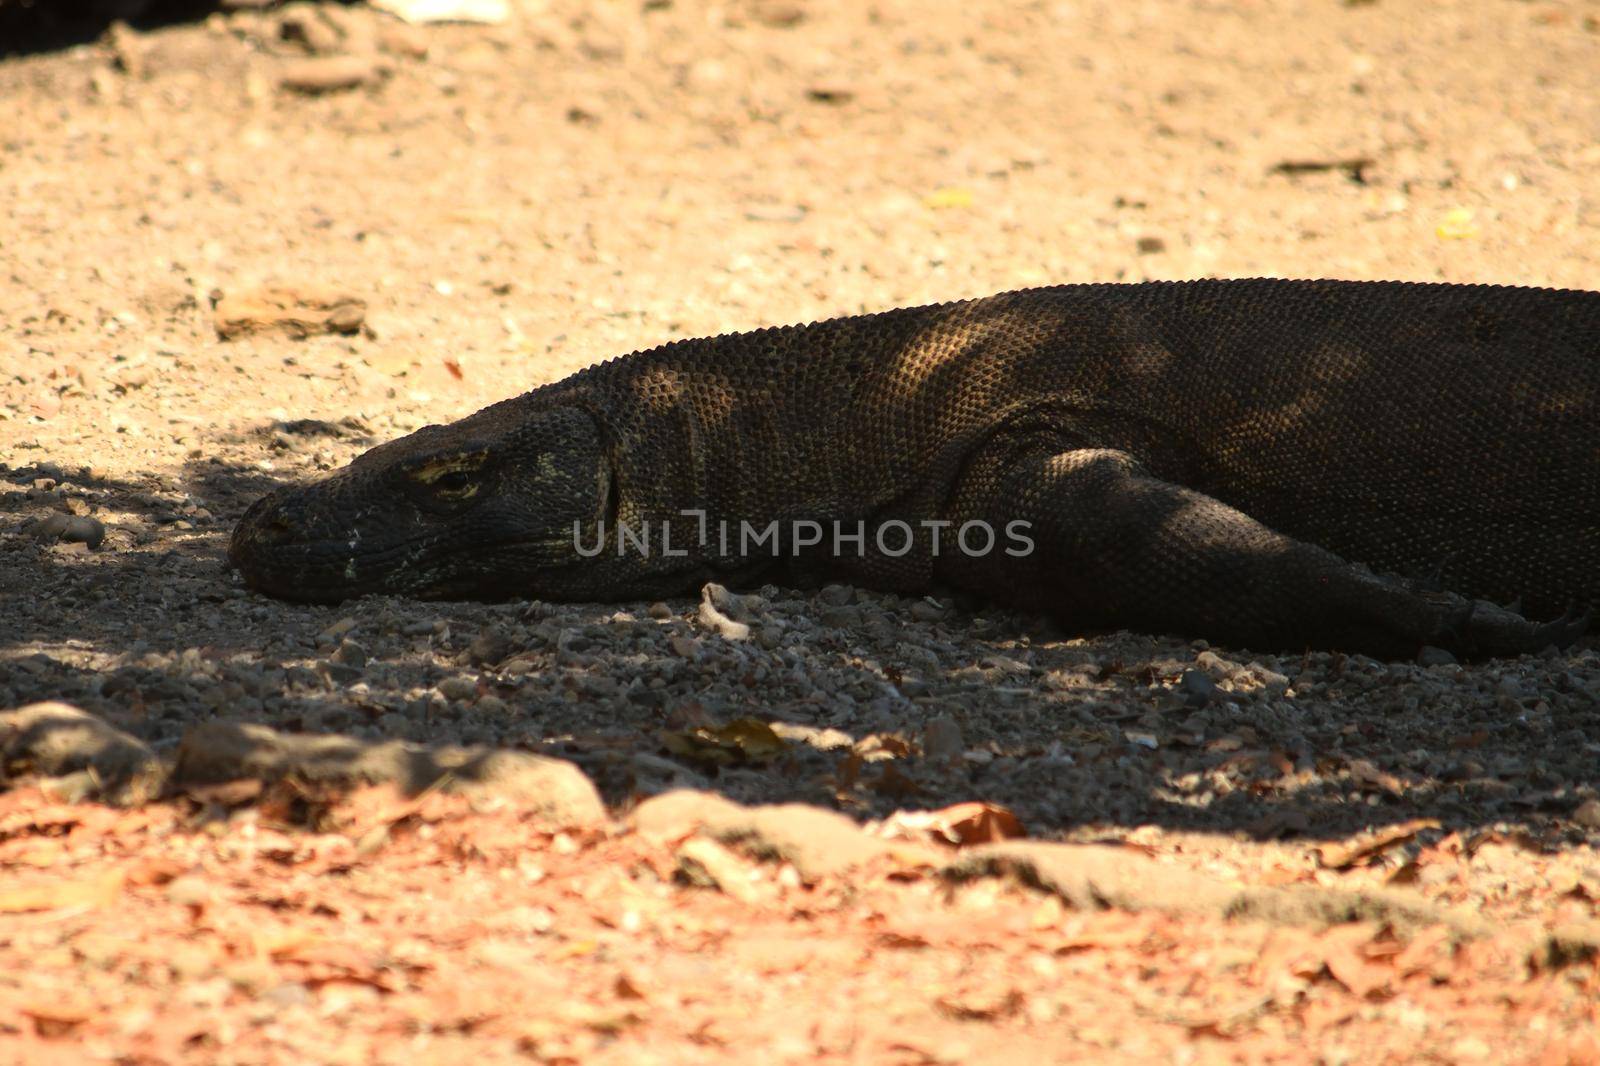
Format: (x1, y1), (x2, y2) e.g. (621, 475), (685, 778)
(229, 488), (611, 603)
(228, 489), (493, 602)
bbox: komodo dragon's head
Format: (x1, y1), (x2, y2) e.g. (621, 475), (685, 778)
(229, 403), (617, 602)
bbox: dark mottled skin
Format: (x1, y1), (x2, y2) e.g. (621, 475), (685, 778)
(230, 279), (1600, 657)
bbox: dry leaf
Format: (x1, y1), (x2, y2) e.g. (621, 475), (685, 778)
(1316, 818), (1441, 869)
(662, 718), (788, 765)
(1436, 207), (1479, 240)
(924, 186), (975, 210)
(1320, 925), (1391, 999)
(871, 802), (1026, 847)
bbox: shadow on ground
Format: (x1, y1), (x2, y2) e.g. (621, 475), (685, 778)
(3, 436), (1598, 848)
(0, 0), (235, 59)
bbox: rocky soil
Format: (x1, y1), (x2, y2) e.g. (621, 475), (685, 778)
(1, 0), (1598, 1061)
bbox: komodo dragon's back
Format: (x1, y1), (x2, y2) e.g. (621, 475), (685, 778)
(230, 279), (1600, 659)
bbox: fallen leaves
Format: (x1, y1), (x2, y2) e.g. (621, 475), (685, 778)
(870, 802), (1027, 847)
(0, 783), (1594, 1063)
(674, 836), (766, 902)
(661, 717), (788, 765)
(1316, 818), (1441, 869)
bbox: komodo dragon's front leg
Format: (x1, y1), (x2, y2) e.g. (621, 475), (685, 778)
(938, 445), (1587, 658)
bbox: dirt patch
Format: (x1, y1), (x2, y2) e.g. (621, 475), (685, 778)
(2, 0), (1599, 1058)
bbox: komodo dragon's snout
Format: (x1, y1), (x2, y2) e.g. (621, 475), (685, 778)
(230, 405), (611, 602)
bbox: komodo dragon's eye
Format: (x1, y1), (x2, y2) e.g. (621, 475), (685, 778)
(402, 448), (492, 509)
(432, 470), (474, 492)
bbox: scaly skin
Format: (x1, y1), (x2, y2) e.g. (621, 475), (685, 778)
(230, 279), (1600, 658)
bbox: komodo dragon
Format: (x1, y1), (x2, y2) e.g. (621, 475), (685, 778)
(230, 279), (1600, 659)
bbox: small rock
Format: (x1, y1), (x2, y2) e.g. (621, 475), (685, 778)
(332, 639), (367, 668)
(1194, 650), (1239, 679)
(669, 635), (701, 659)
(1573, 798), (1600, 829)
(215, 285), (367, 339)
(909, 597), (949, 622)
(1135, 235), (1167, 254)
(438, 676), (477, 701)
(278, 5), (343, 54)
(29, 513), (106, 549)
(278, 54), (385, 94)
(819, 584), (855, 607)
(675, 836), (762, 902)
(647, 602), (674, 620)
(0, 702), (163, 805)
(1177, 668), (1219, 705)
(1417, 646), (1458, 667)
(1246, 661), (1292, 692)
(806, 85), (855, 105)
(820, 605), (860, 628)
(63, 515), (106, 548)
(922, 716), (963, 762)
(28, 513), (69, 540)
(698, 584), (750, 641)
(748, 0), (806, 27)
(468, 629), (513, 666)
(318, 617), (357, 643)
(579, 675), (620, 699)
(321, 662), (363, 686)
(632, 750), (708, 788)
(171, 721), (604, 826)
(377, 21), (429, 58)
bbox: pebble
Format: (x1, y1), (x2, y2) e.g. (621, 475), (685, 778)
(922, 715), (963, 761)
(1573, 798), (1600, 829)
(333, 639), (367, 668)
(698, 584), (751, 641)
(1417, 646), (1458, 667)
(30, 513), (106, 549)
(278, 6), (343, 55)
(278, 54), (385, 94)
(820, 606), (860, 628)
(1177, 668), (1219, 705)
(438, 676), (477, 702)
(819, 584), (855, 607)
(377, 22), (429, 59)
(321, 662), (363, 686)
(320, 616), (358, 643)
(468, 629), (513, 666)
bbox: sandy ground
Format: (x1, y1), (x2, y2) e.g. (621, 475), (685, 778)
(2, 0), (1600, 1061)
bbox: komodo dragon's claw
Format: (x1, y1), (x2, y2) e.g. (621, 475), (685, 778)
(1533, 604), (1593, 650)
(1424, 597), (1590, 658)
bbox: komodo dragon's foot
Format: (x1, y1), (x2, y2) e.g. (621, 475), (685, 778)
(1422, 594), (1592, 659)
